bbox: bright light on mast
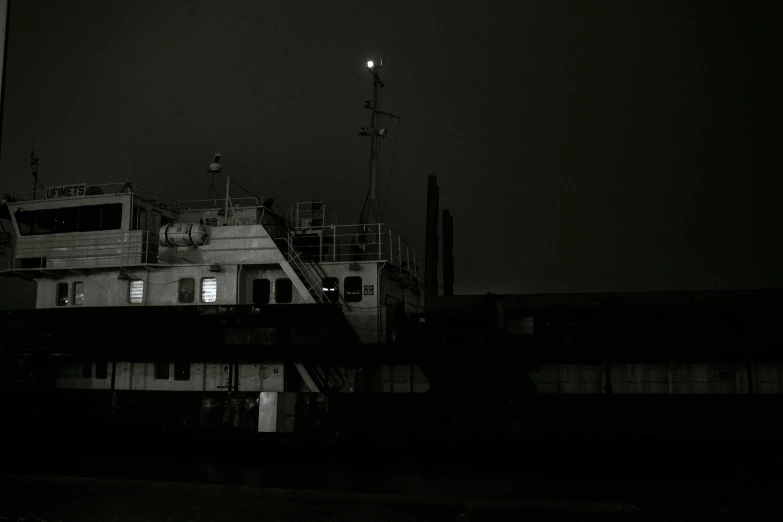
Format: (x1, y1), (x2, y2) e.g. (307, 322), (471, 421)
(366, 60), (374, 69)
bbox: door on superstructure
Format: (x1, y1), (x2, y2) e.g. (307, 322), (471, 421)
(146, 210), (161, 263)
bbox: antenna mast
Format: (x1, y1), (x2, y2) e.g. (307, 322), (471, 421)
(359, 57), (399, 224)
(30, 148), (39, 199)
(206, 153), (221, 199)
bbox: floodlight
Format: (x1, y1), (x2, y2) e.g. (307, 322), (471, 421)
(367, 60), (374, 69)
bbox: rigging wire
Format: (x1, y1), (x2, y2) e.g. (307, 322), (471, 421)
(380, 117), (401, 221)
(229, 177), (263, 201)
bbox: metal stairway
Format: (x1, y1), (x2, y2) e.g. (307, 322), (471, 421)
(282, 230), (352, 310)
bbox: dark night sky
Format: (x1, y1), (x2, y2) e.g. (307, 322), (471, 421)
(1, 1), (780, 294)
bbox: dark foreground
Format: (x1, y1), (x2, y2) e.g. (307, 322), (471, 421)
(5, 395), (783, 519)
(2, 469), (783, 522)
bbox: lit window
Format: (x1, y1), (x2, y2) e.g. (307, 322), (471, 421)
(73, 282), (84, 305)
(56, 282), (69, 306)
(178, 278), (195, 303)
(201, 277), (217, 303)
(129, 280), (144, 304)
(344, 276), (362, 302)
(322, 277), (338, 303)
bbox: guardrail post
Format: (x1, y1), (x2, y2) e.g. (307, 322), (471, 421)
(378, 224), (382, 260)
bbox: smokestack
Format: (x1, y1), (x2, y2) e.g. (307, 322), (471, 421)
(442, 209), (454, 296)
(424, 175), (439, 298)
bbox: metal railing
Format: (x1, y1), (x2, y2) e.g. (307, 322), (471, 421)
(7, 182), (178, 209)
(282, 237), (327, 304)
(177, 196), (273, 211)
(283, 222), (421, 276)
(288, 201), (337, 230)
(280, 234), (354, 308)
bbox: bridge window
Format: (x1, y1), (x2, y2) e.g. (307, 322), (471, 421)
(73, 282), (84, 305)
(15, 203), (124, 235)
(102, 203), (122, 230)
(275, 278), (292, 304)
(18, 257), (45, 268)
(322, 277), (338, 303)
(174, 363), (191, 381)
(154, 363), (170, 380)
(253, 279), (270, 305)
(82, 362), (92, 378)
(344, 276), (362, 302)
(56, 282), (69, 306)
(201, 277), (217, 303)
(133, 205), (147, 231)
(179, 278), (195, 303)
(77, 205), (102, 231)
(129, 280), (144, 304)
(96, 361), (108, 380)
(55, 207), (79, 233)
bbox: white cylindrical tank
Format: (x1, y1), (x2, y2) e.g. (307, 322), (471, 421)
(159, 223), (210, 247)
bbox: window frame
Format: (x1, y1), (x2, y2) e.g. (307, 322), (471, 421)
(129, 280), (144, 304)
(73, 281), (84, 306)
(174, 362), (191, 381)
(201, 277), (217, 303)
(154, 363), (170, 380)
(322, 277), (339, 303)
(253, 278), (271, 305)
(178, 277), (196, 303)
(344, 276), (363, 302)
(275, 278), (293, 304)
(56, 282), (69, 306)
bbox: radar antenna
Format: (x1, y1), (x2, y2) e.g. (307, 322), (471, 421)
(206, 153), (221, 199)
(30, 148), (40, 200)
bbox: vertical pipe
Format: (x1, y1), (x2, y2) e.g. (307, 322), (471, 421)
(424, 175), (439, 298)
(224, 176), (231, 226)
(0, 0), (11, 167)
(442, 209), (454, 296)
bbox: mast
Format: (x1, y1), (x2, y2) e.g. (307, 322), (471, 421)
(0, 0), (11, 167)
(359, 58), (399, 225)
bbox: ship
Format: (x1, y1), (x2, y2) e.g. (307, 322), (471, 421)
(0, 60), (430, 434)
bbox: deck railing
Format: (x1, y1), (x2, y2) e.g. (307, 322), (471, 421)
(287, 201), (337, 229)
(6, 182), (178, 209)
(285, 222), (422, 276)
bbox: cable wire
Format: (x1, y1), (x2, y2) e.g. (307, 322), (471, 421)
(380, 118), (401, 220)
(229, 177), (263, 201)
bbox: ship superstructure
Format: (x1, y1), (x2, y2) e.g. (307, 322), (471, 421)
(0, 60), (429, 432)
(0, 175), (424, 381)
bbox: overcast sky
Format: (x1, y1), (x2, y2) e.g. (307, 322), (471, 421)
(1, 1), (780, 294)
